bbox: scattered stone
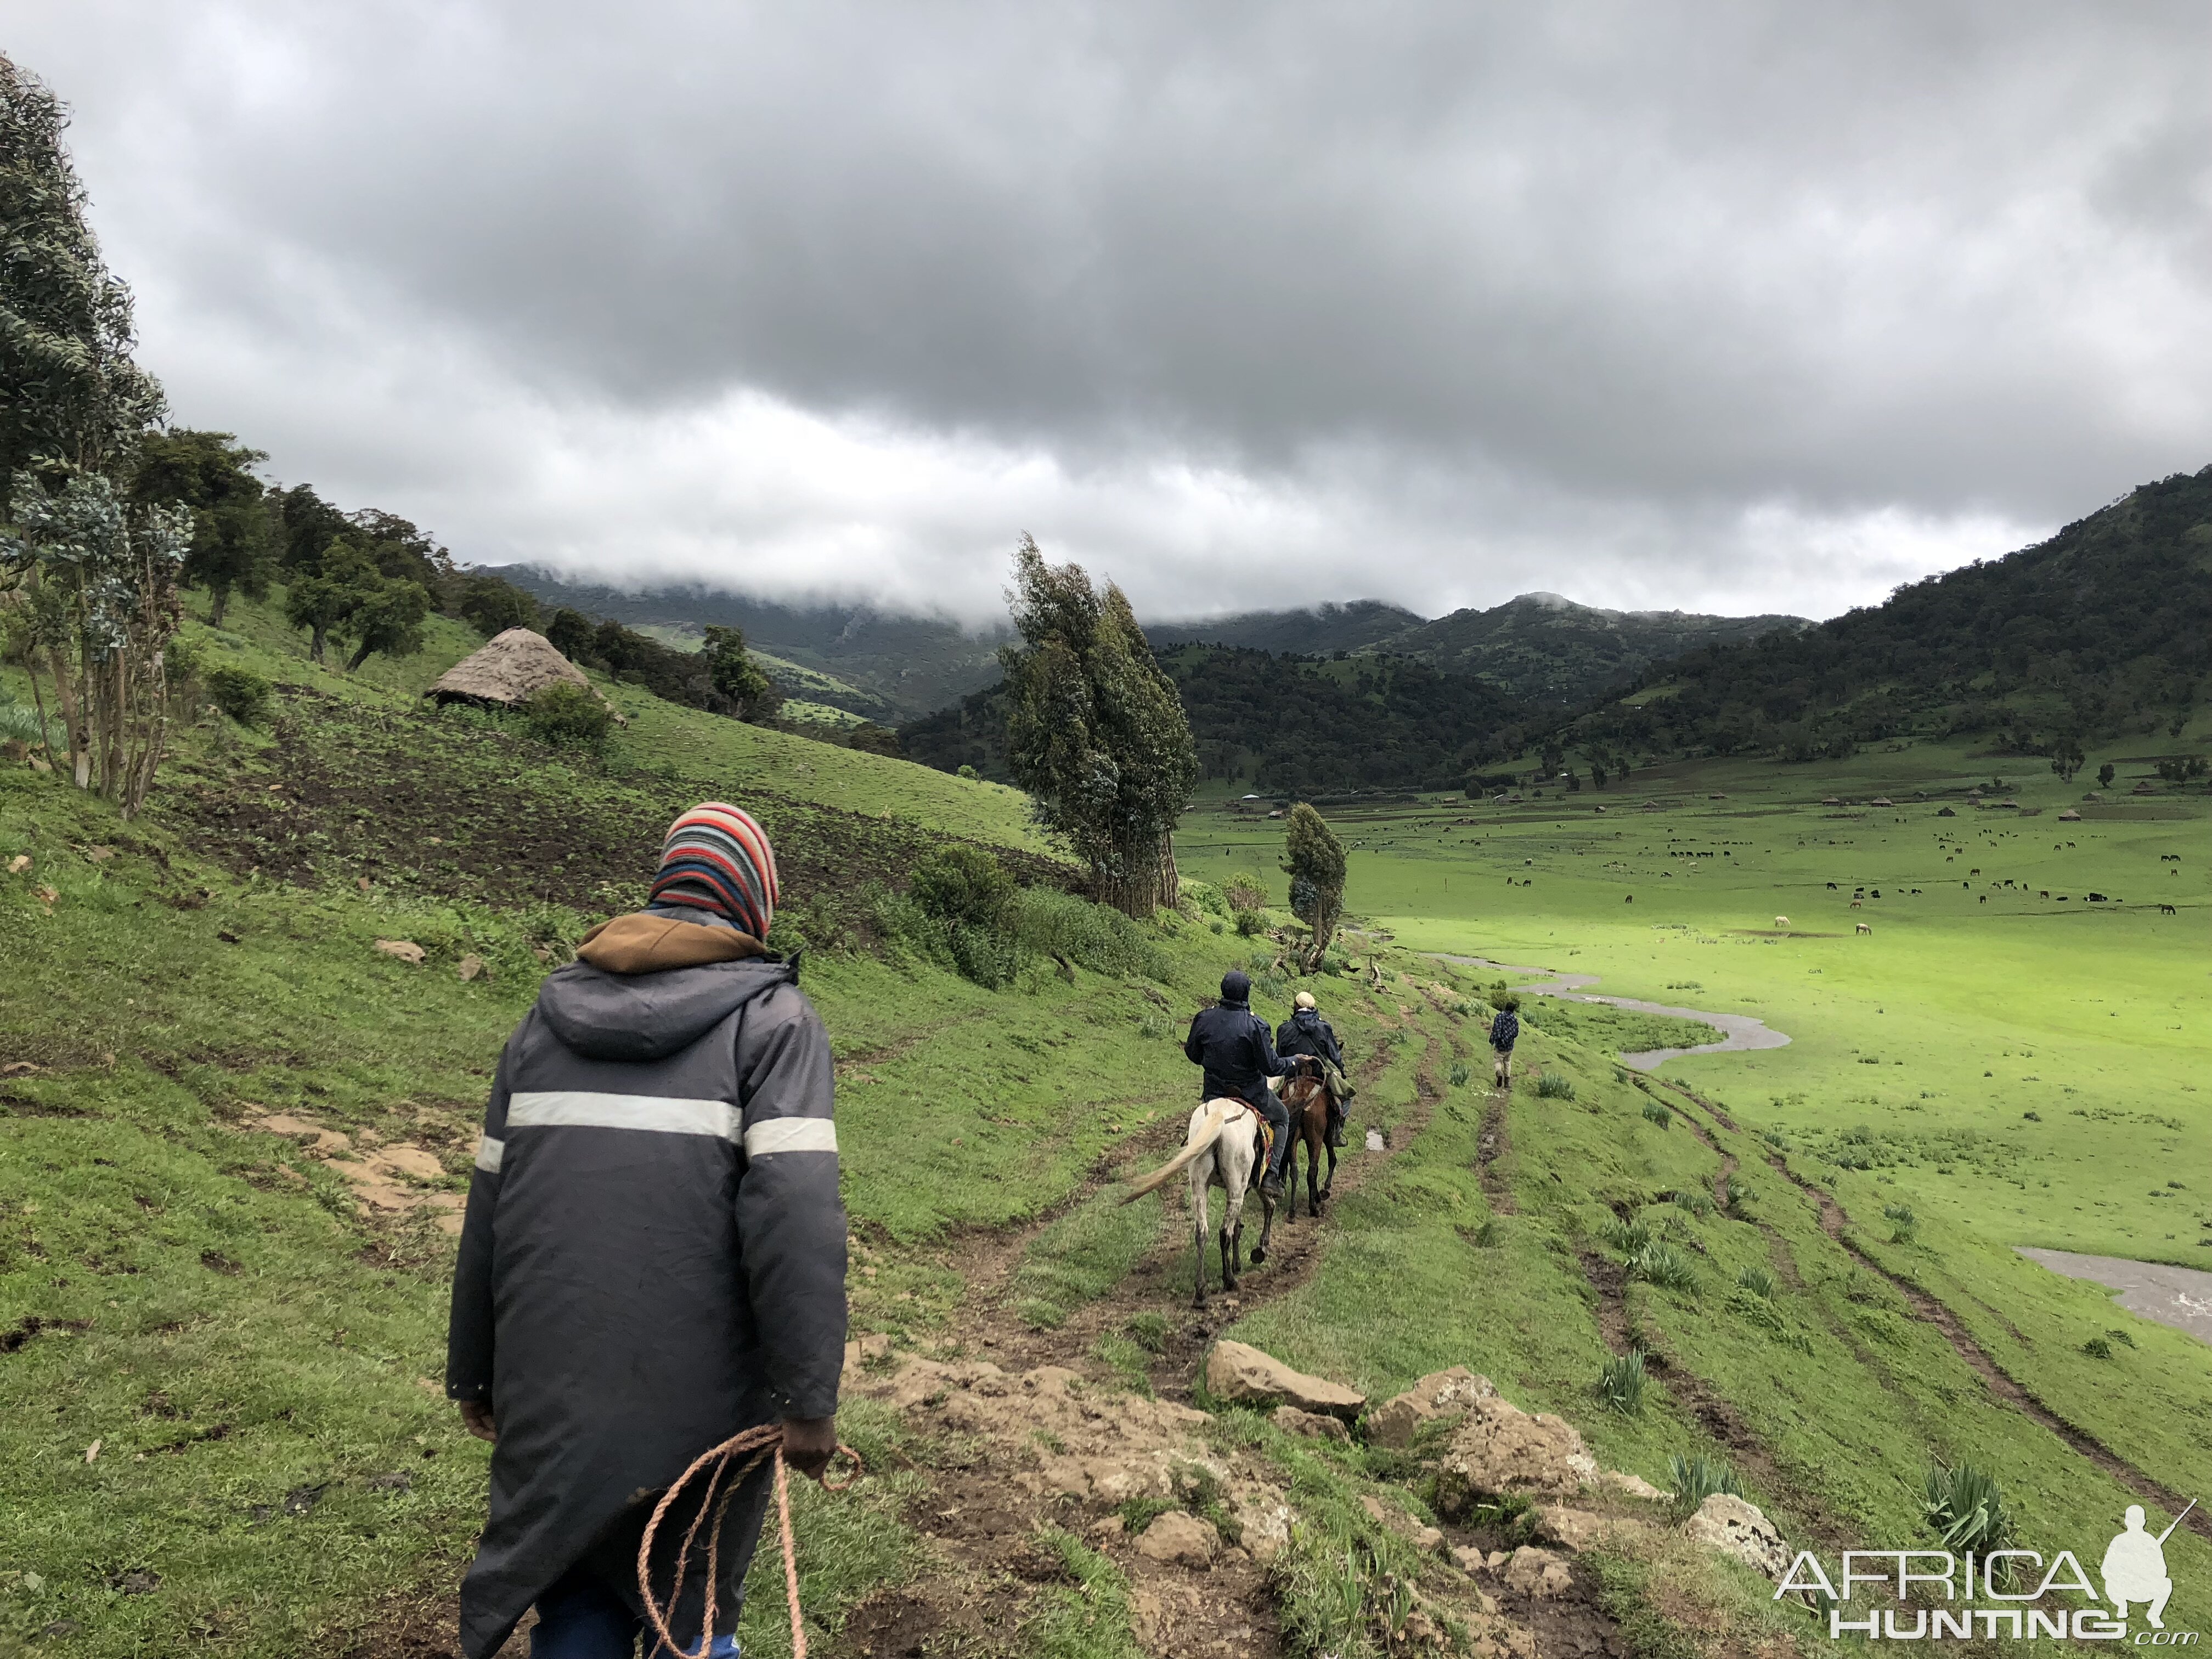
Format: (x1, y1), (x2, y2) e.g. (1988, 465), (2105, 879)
(366, 1471), (413, 1492)
(1412, 1525), (1443, 1552)
(1599, 1469), (1670, 1502)
(42, 1621), (84, 1639)
(35, 884), (58, 906)
(1432, 1393), (1599, 1517)
(1232, 1487), (1292, 1562)
(1450, 1544), (1488, 1575)
(1683, 1493), (1789, 1579)
(1533, 1505), (1655, 1554)
(457, 953), (487, 982)
(7, 854), (28, 874)
(1364, 1128), (1386, 1151)
(1275, 1405), (1350, 1443)
(1, 1061), (41, 1077)
(1135, 1510), (1218, 1569)
(374, 939), (426, 966)
(112, 1569), (161, 1595)
(1204, 1340), (1365, 1418)
(85, 845), (115, 863)
(1367, 1365), (1496, 1448)
(1503, 1547), (1573, 1599)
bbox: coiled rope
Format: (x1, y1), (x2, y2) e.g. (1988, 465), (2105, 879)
(636, 1424), (862, 1659)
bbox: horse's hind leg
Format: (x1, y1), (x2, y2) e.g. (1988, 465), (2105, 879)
(1306, 1129), (1324, 1215)
(1322, 1142), (1338, 1198)
(1189, 1167), (1210, 1309)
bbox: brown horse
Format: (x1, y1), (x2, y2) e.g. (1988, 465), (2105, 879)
(1280, 1056), (1335, 1220)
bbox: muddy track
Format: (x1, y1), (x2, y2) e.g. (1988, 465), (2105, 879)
(828, 1014), (1453, 1656)
(1760, 1151), (2212, 1545)
(1649, 1080), (2212, 1548)
(1476, 1086), (1517, 1214)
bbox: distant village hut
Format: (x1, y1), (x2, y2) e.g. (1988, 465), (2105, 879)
(425, 628), (623, 720)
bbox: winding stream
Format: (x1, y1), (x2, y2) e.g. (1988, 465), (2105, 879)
(1428, 953), (1792, 1070)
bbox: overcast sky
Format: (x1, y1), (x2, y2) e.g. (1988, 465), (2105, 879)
(15, 2), (2212, 625)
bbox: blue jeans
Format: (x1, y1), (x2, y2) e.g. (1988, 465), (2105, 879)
(530, 1565), (739, 1659)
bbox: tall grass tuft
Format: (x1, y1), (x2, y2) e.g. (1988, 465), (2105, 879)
(1668, 1453), (1745, 1515)
(1883, 1202), (1917, 1243)
(1597, 1351), (1647, 1415)
(1641, 1099), (1672, 1128)
(1449, 1062), (1471, 1088)
(1735, 1265), (1776, 1299)
(1534, 1073), (1577, 1100)
(1922, 1463), (2015, 1578)
(1598, 1214), (1653, 1256)
(1628, 1241), (1699, 1295)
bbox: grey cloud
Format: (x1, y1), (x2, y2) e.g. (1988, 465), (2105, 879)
(13, 0), (2211, 623)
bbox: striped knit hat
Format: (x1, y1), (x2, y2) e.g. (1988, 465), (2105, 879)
(648, 802), (779, 939)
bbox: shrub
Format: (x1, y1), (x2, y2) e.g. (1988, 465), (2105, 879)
(1723, 1176), (1753, 1215)
(1922, 1464), (2015, 1576)
(1735, 1266), (1776, 1299)
(1671, 1188), (1714, 1218)
(1883, 1203), (1916, 1243)
(0, 697), (57, 751)
(520, 682), (612, 751)
(1534, 1073), (1576, 1100)
(1233, 907), (1266, 936)
(205, 664), (272, 726)
(955, 763), (979, 780)
(1628, 1242), (1698, 1294)
(1668, 1453), (1743, 1514)
(909, 845), (1015, 930)
(1641, 1099), (1672, 1128)
(1223, 874), (1268, 912)
(1598, 1215), (1652, 1256)
(1008, 886), (1167, 979)
(2082, 1336), (2114, 1359)
(1449, 1062), (1471, 1088)
(1488, 990), (1521, 1012)
(1597, 1352), (1646, 1415)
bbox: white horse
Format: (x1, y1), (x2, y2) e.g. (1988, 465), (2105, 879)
(1122, 1089), (1281, 1308)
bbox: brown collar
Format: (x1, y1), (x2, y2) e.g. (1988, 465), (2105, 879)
(574, 913), (765, 974)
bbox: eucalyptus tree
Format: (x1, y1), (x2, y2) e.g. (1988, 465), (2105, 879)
(1000, 535), (1197, 917)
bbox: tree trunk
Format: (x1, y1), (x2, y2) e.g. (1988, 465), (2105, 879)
(210, 585), (229, 627)
(308, 624), (327, 664)
(1096, 830), (1179, 918)
(46, 644), (88, 789)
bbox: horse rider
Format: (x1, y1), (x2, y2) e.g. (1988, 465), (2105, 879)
(1184, 969), (1295, 1201)
(1276, 990), (1354, 1148)
(446, 802), (845, 1659)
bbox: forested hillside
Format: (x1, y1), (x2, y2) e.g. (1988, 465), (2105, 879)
(1144, 600), (1425, 656)
(902, 645), (1535, 796)
(1382, 592), (1806, 703)
(1570, 465), (2212, 763)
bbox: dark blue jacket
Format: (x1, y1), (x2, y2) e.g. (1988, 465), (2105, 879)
(1276, 1008), (1344, 1070)
(1489, 1009), (1520, 1051)
(1186, 1001), (1290, 1107)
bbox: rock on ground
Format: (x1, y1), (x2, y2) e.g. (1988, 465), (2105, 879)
(1367, 1365), (1497, 1448)
(374, 939), (426, 965)
(1503, 1547), (1575, 1599)
(1135, 1510), (1219, 1569)
(1433, 1393), (1600, 1516)
(1683, 1493), (1790, 1579)
(1598, 1469), (1671, 1502)
(1276, 1405), (1351, 1442)
(1204, 1339), (1366, 1418)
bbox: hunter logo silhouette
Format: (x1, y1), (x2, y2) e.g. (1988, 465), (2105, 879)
(2103, 1502), (2193, 1629)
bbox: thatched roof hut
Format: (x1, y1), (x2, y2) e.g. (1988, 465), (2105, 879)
(426, 628), (617, 716)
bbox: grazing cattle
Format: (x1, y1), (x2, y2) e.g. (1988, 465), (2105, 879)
(1774, 916), (1790, 928)
(1855, 921), (1872, 935)
(2160, 904), (2178, 915)
(1850, 899), (1863, 909)
(1910, 888), (1922, 895)
(2040, 889), (2050, 899)
(1624, 894), (1634, 903)
(1962, 881), (1970, 888)
(1971, 868), (1979, 876)
(2088, 893), (2107, 903)
(1979, 894), (1987, 903)
(1871, 889), (1882, 898)
(2067, 842), (2076, 849)
(1826, 881), (1838, 889)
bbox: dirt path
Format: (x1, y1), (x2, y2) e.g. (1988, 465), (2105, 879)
(1634, 1076), (2212, 1552)
(830, 1015), (1450, 1656)
(1430, 954), (1790, 1070)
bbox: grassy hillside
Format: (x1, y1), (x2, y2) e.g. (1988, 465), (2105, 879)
(5, 592), (2209, 1657)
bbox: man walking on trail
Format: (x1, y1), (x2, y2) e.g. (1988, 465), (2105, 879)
(1276, 989), (1355, 1148)
(1186, 969), (1295, 1200)
(1487, 993), (1522, 1088)
(446, 802), (847, 1659)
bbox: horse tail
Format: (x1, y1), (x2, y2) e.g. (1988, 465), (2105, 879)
(1121, 1101), (1243, 1203)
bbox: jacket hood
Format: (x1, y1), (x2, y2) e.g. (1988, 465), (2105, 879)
(1292, 1007), (1324, 1030)
(537, 909), (792, 1062)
